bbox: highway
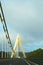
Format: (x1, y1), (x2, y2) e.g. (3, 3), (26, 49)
(0, 58), (38, 65)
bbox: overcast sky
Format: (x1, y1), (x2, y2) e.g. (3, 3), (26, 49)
(0, 0), (43, 52)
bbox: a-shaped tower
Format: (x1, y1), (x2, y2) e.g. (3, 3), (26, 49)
(11, 34), (26, 58)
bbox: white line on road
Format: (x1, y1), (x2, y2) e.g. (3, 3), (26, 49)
(23, 59), (30, 65)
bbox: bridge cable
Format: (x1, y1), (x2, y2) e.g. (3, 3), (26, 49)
(0, 2), (16, 57)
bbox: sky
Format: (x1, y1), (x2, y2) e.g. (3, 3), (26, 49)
(0, 0), (43, 52)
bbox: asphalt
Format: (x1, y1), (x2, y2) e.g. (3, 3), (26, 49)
(0, 58), (38, 65)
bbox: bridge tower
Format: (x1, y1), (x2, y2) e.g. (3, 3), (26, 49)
(11, 34), (26, 58)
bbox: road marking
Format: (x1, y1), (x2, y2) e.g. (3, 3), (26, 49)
(23, 59), (30, 65)
(28, 60), (38, 65)
(22, 58), (38, 65)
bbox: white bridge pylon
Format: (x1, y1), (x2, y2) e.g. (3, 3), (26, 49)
(11, 34), (26, 58)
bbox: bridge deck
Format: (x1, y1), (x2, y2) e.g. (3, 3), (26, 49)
(0, 58), (38, 65)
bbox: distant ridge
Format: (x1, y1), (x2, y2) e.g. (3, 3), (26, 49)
(0, 48), (43, 58)
(26, 48), (43, 58)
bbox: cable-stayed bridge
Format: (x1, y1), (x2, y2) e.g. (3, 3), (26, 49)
(0, 1), (38, 65)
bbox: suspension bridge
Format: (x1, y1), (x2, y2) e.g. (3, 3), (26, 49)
(0, 1), (38, 65)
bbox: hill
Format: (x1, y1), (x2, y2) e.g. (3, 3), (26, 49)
(0, 48), (43, 58)
(26, 48), (43, 58)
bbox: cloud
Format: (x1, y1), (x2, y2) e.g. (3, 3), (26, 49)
(0, 0), (43, 52)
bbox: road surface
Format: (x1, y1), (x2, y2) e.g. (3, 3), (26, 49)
(0, 58), (38, 65)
